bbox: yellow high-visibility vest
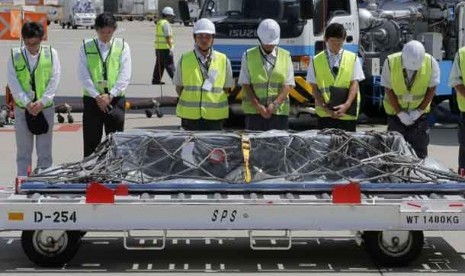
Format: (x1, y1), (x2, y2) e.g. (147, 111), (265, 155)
(11, 45), (53, 108)
(242, 46), (290, 115)
(155, 19), (173, 50)
(176, 50), (229, 120)
(383, 52), (432, 115)
(83, 38), (125, 96)
(313, 50), (360, 120)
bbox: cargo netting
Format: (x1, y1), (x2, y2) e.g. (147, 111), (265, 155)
(28, 129), (463, 184)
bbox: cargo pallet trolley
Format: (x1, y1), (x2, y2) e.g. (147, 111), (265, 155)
(2, 181), (465, 267)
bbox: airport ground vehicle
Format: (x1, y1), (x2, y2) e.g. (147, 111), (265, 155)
(182, 0), (465, 119)
(1, 130), (465, 267)
(104, 0), (158, 21)
(59, 0), (98, 29)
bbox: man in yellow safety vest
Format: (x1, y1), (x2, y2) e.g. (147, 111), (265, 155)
(7, 22), (61, 176)
(152, 6), (176, 85)
(381, 40), (439, 159)
(239, 19), (295, 130)
(307, 22), (365, 132)
(173, 18), (233, 130)
(449, 45), (465, 172)
(78, 12), (132, 157)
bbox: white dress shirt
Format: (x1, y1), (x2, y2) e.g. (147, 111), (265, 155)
(380, 55), (440, 89)
(78, 38), (132, 98)
(449, 53), (463, 87)
(306, 49), (365, 84)
(238, 46), (295, 86)
(162, 21), (172, 38)
(173, 45), (234, 88)
(7, 46), (61, 107)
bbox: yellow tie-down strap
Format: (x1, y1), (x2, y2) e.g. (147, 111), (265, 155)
(241, 133), (251, 183)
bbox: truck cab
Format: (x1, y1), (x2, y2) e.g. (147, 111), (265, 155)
(60, 0), (97, 29)
(197, 0), (360, 116)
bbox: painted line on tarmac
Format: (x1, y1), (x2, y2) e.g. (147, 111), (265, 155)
(0, 124), (81, 132)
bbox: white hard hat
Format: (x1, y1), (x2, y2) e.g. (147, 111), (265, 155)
(402, 40), (425, 70)
(257, 19), (280, 45)
(162, 6), (175, 16)
(193, 18), (215, 34)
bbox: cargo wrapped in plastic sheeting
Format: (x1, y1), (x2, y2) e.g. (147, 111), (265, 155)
(28, 129), (463, 185)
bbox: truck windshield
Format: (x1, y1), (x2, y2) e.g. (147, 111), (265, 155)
(200, 0), (304, 38)
(201, 0), (301, 23)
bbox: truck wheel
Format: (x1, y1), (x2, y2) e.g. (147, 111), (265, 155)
(61, 23), (65, 29)
(72, 24), (77, 29)
(21, 230), (82, 267)
(363, 231), (423, 266)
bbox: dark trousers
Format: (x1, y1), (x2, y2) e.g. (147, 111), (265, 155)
(245, 114), (288, 131)
(387, 114), (429, 159)
(181, 118), (224, 131)
(152, 49), (175, 83)
(83, 96), (126, 157)
(459, 113), (465, 173)
(317, 117), (356, 132)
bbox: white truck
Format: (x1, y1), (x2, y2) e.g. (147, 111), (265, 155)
(59, 0), (97, 29)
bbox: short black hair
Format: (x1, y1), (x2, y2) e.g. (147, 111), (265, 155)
(324, 23), (346, 40)
(21, 22), (44, 39)
(95, 12), (117, 30)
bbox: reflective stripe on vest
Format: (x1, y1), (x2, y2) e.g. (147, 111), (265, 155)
(458, 47), (465, 112)
(11, 45), (53, 108)
(313, 50), (360, 120)
(242, 46), (290, 115)
(176, 50), (228, 120)
(155, 19), (172, 49)
(383, 52), (432, 115)
(83, 38), (124, 96)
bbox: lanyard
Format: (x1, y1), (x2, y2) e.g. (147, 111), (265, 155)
(326, 50), (343, 78)
(23, 48), (41, 96)
(403, 69), (417, 91)
(259, 46), (276, 70)
(194, 50), (212, 80)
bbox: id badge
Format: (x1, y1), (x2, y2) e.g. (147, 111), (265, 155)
(208, 69), (218, 81)
(202, 79), (213, 91)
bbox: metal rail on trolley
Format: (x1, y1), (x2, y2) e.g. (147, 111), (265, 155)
(2, 180), (465, 267)
(2, 129), (464, 267)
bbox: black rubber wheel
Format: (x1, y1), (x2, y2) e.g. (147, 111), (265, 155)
(363, 230), (424, 266)
(145, 109), (153, 118)
(57, 114), (64, 124)
(21, 230), (82, 267)
(67, 115), (74, 124)
(156, 111), (164, 118)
